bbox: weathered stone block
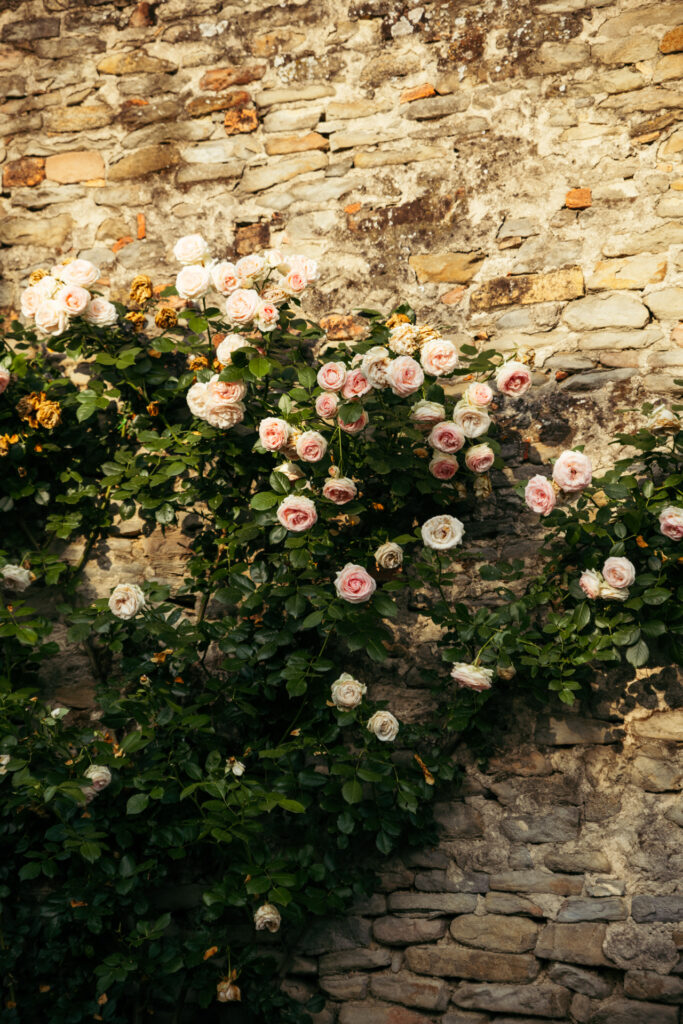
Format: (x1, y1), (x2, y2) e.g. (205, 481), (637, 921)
(433, 804), (483, 838)
(2, 157), (45, 188)
(319, 973), (368, 1000)
(604, 920), (680, 972)
(240, 152), (328, 192)
(544, 850), (611, 874)
(450, 914), (539, 953)
(354, 147), (446, 168)
(373, 915), (447, 946)
(45, 105), (114, 131)
(501, 807), (579, 844)
(661, 26), (683, 53)
(484, 893), (545, 917)
(588, 255), (667, 291)
(45, 151), (104, 184)
(624, 970), (683, 1003)
(452, 982), (571, 1017)
(265, 132), (329, 156)
(644, 287), (683, 321)
(548, 963), (613, 999)
(199, 64), (266, 89)
(556, 898), (627, 923)
(405, 944), (540, 983)
(319, 948), (392, 974)
(1, 18), (60, 43)
(632, 710), (683, 741)
(0, 214), (72, 247)
(632, 895), (683, 923)
(387, 892), (477, 914)
(490, 871), (583, 896)
(592, 37), (659, 64)
(369, 971), (450, 1010)
(632, 755), (683, 792)
(403, 93), (470, 119)
(299, 916), (372, 955)
(587, 998), (678, 1023)
(536, 923), (609, 966)
(185, 91), (251, 117)
(224, 108), (259, 135)
(470, 268), (584, 311)
(603, 222), (683, 256)
(338, 1004), (434, 1024)
(562, 292), (649, 330)
(97, 52), (177, 74)
(409, 252), (485, 284)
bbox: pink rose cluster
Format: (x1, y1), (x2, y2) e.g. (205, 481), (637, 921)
(579, 556), (636, 602)
(20, 259), (117, 338)
(173, 233), (317, 333)
(186, 374), (246, 430)
(525, 450), (593, 517)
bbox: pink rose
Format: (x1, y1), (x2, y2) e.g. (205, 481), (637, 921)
(205, 402), (245, 430)
(276, 494), (318, 532)
(60, 259), (100, 288)
(55, 285), (90, 317)
(659, 506), (683, 541)
(235, 254), (266, 285)
(34, 300), (68, 337)
(334, 563), (377, 603)
(386, 355), (424, 397)
(452, 403), (491, 438)
(173, 234), (209, 265)
(339, 409), (369, 434)
(207, 375), (247, 406)
(176, 265), (211, 301)
(282, 270), (307, 297)
(341, 368), (372, 400)
(260, 284), (288, 306)
(256, 299), (279, 333)
(496, 360), (532, 397)
(315, 392), (339, 419)
(361, 346), (391, 389)
(259, 417), (290, 451)
(450, 663), (493, 691)
(317, 362), (347, 392)
(524, 475), (556, 516)
(420, 338), (459, 377)
(602, 557), (635, 589)
(211, 261), (239, 295)
(428, 421), (465, 454)
(296, 430), (327, 462)
(20, 286), (41, 319)
(83, 297), (117, 327)
(288, 255), (318, 283)
(0, 368), (9, 394)
(225, 288), (260, 325)
(322, 477), (357, 504)
(552, 450), (592, 493)
(579, 569), (602, 599)
(465, 444), (495, 474)
(429, 454), (459, 480)
(465, 382), (494, 407)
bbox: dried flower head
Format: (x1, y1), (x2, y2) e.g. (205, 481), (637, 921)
(0, 433), (19, 457)
(125, 311), (146, 332)
(28, 269), (47, 285)
(35, 399), (61, 430)
(155, 306), (178, 330)
(187, 354), (209, 371)
(129, 275), (153, 305)
(385, 312), (410, 329)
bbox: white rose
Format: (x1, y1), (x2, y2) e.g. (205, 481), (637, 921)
(374, 542), (403, 569)
(602, 557), (635, 589)
(420, 338), (459, 377)
(225, 758), (246, 777)
(34, 300), (69, 337)
(205, 402), (245, 430)
(367, 710), (399, 742)
(34, 275), (60, 299)
(186, 382), (210, 420)
(421, 514), (465, 551)
(215, 335), (248, 365)
(360, 346), (392, 389)
(648, 406), (679, 433)
(452, 402), (491, 438)
(211, 261), (239, 295)
(108, 583), (145, 620)
(83, 297), (118, 327)
(61, 259), (100, 288)
(450, 663), (493, 691)
(410, 400), (446, 426)
(256, 299), (279, 333)
(331, 673), (367, 710)
(465, 382), (494, 407)
(84, 764), (112, 792)
(55, 285), (90, 318)
(20, 286), (42, 319)
(1, 564), (33, 592)
(235, 253), (266, 285)
(176, 265), (211, 301)
(173, 234), (210, 265)
(659, 506), (683, 541)
(217, 981), (241, 1003)
(225, 288), (260, 326)
(281, 269), (307, 297)
(254, 903), (281, 932)
(386, 355), (424, 397)
(579, 569), (602, 599)
(387, 323), (420, 356)
(599, 582), (630, 602)
(552, 450), (592, 493)
(288, 254), (318, 283)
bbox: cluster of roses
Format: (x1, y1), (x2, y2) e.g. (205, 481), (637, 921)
(579, 556), (636, 602)
(173, 233), (317, 333)
(19, 258), (117, 337)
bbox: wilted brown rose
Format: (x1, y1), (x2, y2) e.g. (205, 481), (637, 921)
(417, 323), (441, 345)
(129, 274), (153, 305)
(28, 269), (47, 286)
(154, 306), (178, 330)
(187, 354), (209, 371)
(125, 311), (146, 331)
(17, 392), (44, 428)
(385, 312), (410, 329)
(35, 400), (61, 430)
(0, 433), (19, 457)
(146, 401), (159, 417)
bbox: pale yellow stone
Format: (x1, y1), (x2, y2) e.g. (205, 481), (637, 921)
(410, 252), (486, 284)
(354, 147), (445, 169)
(587, 254), (668, 291)
(592, 36), (658, 65)
(653, 54), (683, 83)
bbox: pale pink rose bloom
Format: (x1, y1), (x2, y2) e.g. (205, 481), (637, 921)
(254, 903), (281, 933)
(176, 265), (211, 301)
(602, 556), (636, 589)
(225, 288), (260, 325)
(35, 275), (59, 300)
(322, 477), (357, 504)
(211, 261), (240, 295)
(421, 514), (464, 550)
(276, 494), (318, 532)
(216, 334), (247, 365)
(339, 409), (369, 434)
(84, 765), (112, 792)
(465, 444), (495, 474)
(334, 563), (377, 603)
(282, 269), (307, 297)
(599, 581), (629, 602)
(289, 254), (318, 282)
(34, 300), (69, 337)
(259, 417), (290, 451)
(386, 355), (424, 397)
(315, 392), (339, 419)
(374, 542), (403, 569)
(420, 338), (459, 377)
(552, 450), (592, 493)
(429, 454), (459, 480)
(341, 368), (371, 400)
(235, 253), (266, 285)
(296, 430), (328, 462)
(109, 583), (145, 619)
(317, 362), (347, 392)
(60, 259), (100, 288)
(256, 299), (279, 333)
(264, 248), (284, 269)
(83, 297), (117, 327)
(496, 360), (532, 397)
(55, 285), (90, 317)
(20, 286), (42, 319)
(465, 382), (494, 407)
(411, 399), (446, 426)
(367, 710), (399, 741)
(361, 346), (392, 389)
(205, 401), (245, 429)
(659, 506), (683, 541)
(173, 234), (209, 265)
(187, 382), (210, 419)
(276, 462), (304, 483)
(579, 569), (602, 599)
(428, 421), (465, 454)
(260, 284), (288, 306)
(0, 367), (9, 394)
(331, 673), (366, 709)
(450, 663), (493, 691)
(524, 475), (556, 516)
(452, 403), (491, 438)
(206, 375), (247, 406)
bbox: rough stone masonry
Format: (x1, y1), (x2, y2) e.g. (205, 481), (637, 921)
(1, 0), (683, 1021)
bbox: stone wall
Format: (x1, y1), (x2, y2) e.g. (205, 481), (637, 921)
(286, 684), (683, 1024)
